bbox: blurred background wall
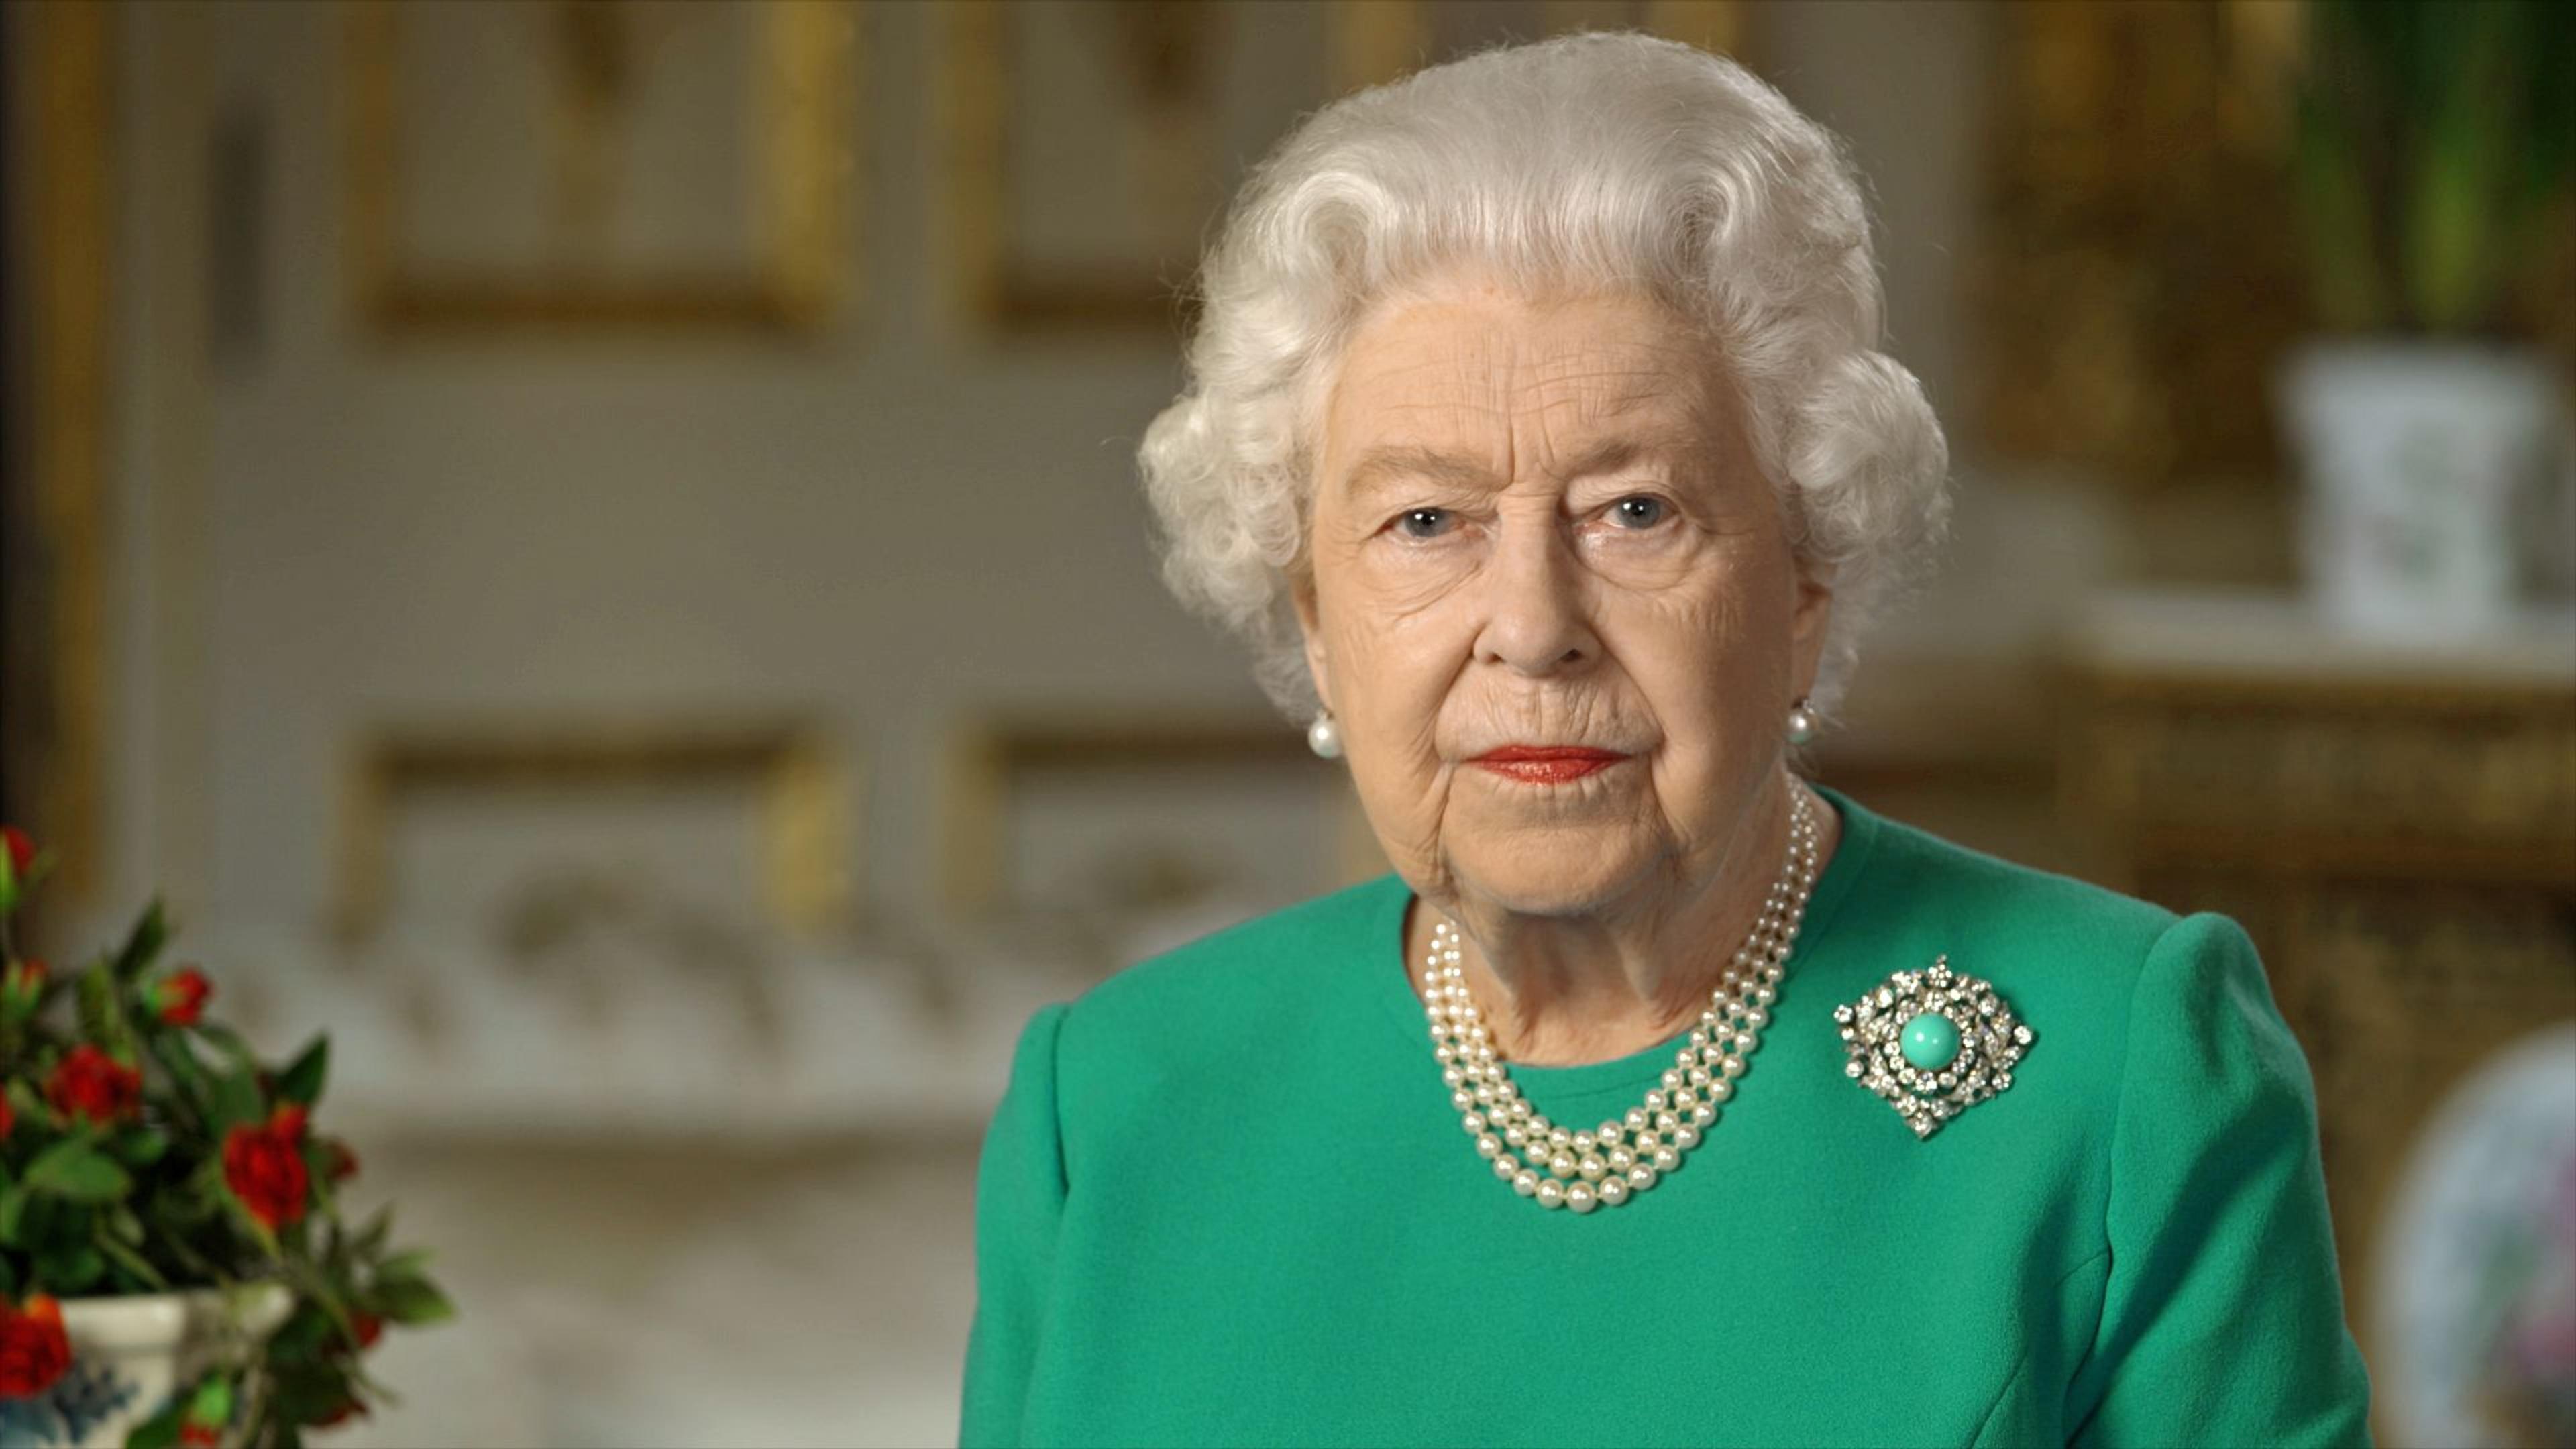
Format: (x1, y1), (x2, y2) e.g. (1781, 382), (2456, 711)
(2, 1), (2570, 1445)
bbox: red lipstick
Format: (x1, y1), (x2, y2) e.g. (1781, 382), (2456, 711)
(1470, 746), (1630, 784)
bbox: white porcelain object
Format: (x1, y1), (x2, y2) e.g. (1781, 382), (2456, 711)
(0, 1283), (294, 1448)
(2279, 342), (2563, 640)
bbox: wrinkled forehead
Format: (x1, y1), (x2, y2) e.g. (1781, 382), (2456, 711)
(1315, 281), (1741, 489)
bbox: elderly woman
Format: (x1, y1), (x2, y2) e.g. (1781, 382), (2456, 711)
(961, 32), (2371, 1448)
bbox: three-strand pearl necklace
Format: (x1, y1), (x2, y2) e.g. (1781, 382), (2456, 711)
(1421, 783), (1822, 1213)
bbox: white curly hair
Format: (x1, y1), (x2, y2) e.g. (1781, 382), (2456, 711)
(1139, 30), (1949, 726)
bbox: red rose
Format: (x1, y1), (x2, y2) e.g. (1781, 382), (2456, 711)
(324, 1138), (360, 1185)
(178, 1424), (220, 1448)
(45, 1043), (143, 1126)
(0, 1294), (70, 1399)
(352, 1311), (382, 1351)
(152, 966), (213, 1026)
(1, 827), (32, 879)
(223, 1104), (311, 1231)
(0, 1095), (13, 1141)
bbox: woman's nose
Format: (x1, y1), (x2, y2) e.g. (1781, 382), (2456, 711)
(1472, 513), (1599, 675)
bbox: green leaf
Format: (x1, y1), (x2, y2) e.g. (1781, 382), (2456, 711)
(77, 961), (123, 1051)
(24, 1139), (131, 1203)
(36, 1240), (105, 1293)
(374, 1248), (436, 1281)
(268, 1304), (335, 1360)
(0, 1185), (27, 1246)
(113, 1128), (170, 1167)
(0, 831), (17, 916)
(107, 1205), (145, 1245)
(195, 1022), (262, 1075)
(210, 1066), (263, 1134)
(370, 1273), (455, 1326)
(110, 898), (170, 982)
(352, 1203), (394, 1259)
(277, 1035), (329, 1106)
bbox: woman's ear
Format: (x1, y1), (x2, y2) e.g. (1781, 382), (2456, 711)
(1788, 559), (1835, 700)
(1291, 571), (1333, 712)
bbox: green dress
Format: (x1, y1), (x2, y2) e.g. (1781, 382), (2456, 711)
(960, 784), (2373, 1447)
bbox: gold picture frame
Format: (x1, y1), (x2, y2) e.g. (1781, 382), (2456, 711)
(938, 712), (1385, 919)
(331, 719), (855, 947)
(344, 0), (856, 337)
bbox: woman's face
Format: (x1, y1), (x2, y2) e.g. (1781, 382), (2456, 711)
(1297, 273), (1831, 917)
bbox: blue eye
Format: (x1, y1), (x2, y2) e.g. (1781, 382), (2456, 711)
(1612, 496), (1666, 528)
(1397, 507), (1454, 539)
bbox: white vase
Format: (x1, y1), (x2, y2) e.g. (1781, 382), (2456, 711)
(0, 1283), (294, 1449)
(2279, 341), (2563, 639)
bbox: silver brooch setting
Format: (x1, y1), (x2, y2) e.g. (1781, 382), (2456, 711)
(1834, 955), (2033, 1139)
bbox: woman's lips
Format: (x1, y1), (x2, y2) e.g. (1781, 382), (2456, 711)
(1468, 746), (1631, 784)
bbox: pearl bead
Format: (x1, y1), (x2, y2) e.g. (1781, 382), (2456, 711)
(1425, 786), (1821, 1216)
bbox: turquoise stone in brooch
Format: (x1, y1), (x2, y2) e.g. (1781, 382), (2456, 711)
(1834, 955), (2033, 1139)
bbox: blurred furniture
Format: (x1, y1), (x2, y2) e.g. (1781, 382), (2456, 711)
(2058, 586), (2576, 1447)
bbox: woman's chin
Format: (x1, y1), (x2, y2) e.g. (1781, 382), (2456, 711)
(1446, 835), (1657, 918)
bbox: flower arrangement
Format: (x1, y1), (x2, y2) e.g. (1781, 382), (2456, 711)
(0, 826), (451, 1446)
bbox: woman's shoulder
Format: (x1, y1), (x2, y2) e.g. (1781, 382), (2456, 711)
(1826, 792), (2314, 1155)
(1034, 874), (1407, 1095)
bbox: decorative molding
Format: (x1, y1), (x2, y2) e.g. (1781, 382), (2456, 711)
(937, 712), (1381, 917)
(344, 0), (857, 337)
(330, 718), (857, 947)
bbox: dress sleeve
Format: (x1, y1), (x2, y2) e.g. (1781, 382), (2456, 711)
(959, 1002), (1073, 1449)
(2065, 912), (2375, 1448)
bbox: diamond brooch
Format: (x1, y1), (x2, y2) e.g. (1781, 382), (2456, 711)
(1834, 955), (2033, 1139)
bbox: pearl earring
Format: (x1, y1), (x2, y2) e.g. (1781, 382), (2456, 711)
(1307, 709), (1343, 759)
(1785, 696), (1818, 746)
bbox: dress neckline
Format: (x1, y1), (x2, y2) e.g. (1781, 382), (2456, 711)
(1360, 780), (1884, 1106)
